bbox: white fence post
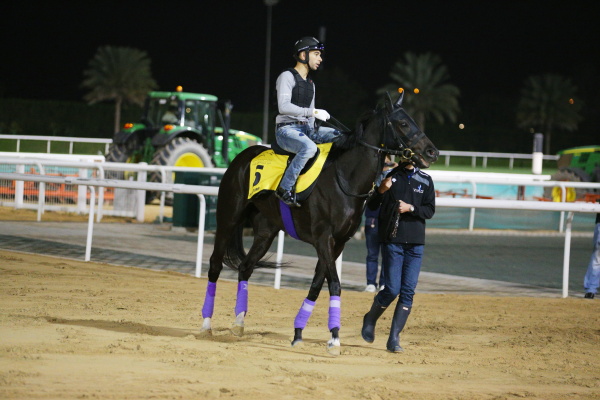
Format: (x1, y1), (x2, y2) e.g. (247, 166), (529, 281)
(136, 163), (147, 222)
(275, 230), (285, 289)
(85, 187), (96, 262)
(77, 168), (88, 214)
(15, 163), (24, 208)
(562, 212), (575, 298)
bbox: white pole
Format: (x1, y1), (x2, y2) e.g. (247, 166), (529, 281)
(136, 163), (147, 222)
(77, 167), (87, 214)
(37, 164), (46, 222)
(15, 163), (24, 208)
(85, 187), (96, 262)
(195, 194), (206, 278)
(562, 212), (574, 298)
(274, 230), (284, 289)
(96, 166), (104, 222)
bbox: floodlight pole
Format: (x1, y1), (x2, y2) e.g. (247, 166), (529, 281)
(262, 0), (279, 144)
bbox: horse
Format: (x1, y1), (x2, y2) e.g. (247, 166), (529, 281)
(200, 91), (439, 355)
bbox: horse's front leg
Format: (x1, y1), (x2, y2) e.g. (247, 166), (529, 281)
(291, 262), (326, 347)
(325, 275), (342, 356)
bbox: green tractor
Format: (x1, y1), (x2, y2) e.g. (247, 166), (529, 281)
(105, 89), (262, 201)
(544, 145), (600, 202)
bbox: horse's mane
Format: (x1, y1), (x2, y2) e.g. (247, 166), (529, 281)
(329, 109), (377, 157)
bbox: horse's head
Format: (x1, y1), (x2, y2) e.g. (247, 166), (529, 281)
(378, 91), (439, 168)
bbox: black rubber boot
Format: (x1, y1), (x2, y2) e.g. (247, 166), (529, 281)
(386, 303), (411, 352)
(361, 297), (387, 343)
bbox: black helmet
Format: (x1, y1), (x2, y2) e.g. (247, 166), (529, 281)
(293, 36), (324, 64)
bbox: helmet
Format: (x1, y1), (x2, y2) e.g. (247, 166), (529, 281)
(293, 36), (324, 64)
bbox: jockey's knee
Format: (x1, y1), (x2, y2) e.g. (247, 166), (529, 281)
(300, 142), (317, 158)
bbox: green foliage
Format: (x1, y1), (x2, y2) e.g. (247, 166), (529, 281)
(81, 46), (158, 132)
(377, 52), (461, 130)
(517, 74), (583, 154)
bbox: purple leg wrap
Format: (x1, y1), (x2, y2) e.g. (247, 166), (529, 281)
(294, 298), (316, 329)
(234, 281), (249, 316)
(201, 281), (217, 318)
(328, 296), (341, 331)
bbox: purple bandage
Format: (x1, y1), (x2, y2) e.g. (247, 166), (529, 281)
(328, 296), (341, 331)
(294, 298), (316, 329)
(201, 281), (217, 318)
(234, 281), (249, 316)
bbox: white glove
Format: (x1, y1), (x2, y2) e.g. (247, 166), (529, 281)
(313, 109), (330, 121)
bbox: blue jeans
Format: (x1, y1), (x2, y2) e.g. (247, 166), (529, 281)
(275, 124), (340, 191)
(376, 243), (424, 307)
(365, 221), (385, 286)
(584, 223), (600, 294)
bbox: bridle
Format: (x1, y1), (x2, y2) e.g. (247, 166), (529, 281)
(335, 106), (425, 198)
(357, 107), (426, 161)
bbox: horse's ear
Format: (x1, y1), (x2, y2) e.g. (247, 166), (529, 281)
(385, 91), (394, 113)
(395, 89), (404, 107)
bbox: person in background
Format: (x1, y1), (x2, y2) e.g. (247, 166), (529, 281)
(364, 155), (397, 292)
(273, 36), (342, 207)
(162, 103), (179, 124)
(361, 161), (435, 352)
(583, 208), (600, 299)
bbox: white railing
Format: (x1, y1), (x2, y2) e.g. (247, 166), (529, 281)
(2, 172), (600, 298)
(429, 170), (600, 232)
(0, 172), (217, 280)
(1, 134), (560, 169)
(0, 155), (226, 222)
(0, 134), (112, 155)
(439, 150), (559, 169)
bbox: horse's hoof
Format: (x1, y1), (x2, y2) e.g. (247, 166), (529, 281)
(291, 338), (303, 347)
(231, 324), (244, 337)
(326, 338), (341, 356)
(231, 312), (245, 337)
(199, 318), (212, 336)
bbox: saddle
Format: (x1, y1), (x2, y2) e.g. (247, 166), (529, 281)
(248, 142), (333, 201)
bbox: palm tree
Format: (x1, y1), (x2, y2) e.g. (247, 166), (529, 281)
(517, 74), (583, 154)
(377, 52), (460, 131)
(81, 46), (157, 133)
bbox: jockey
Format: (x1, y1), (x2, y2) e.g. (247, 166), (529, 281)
(274, 36), (342, 207)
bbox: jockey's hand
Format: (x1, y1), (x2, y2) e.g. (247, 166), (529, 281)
(378, 177), (393, 194)
(313, 109), (330, 121)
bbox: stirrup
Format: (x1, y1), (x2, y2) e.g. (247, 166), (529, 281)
(275, 187), (300, 207)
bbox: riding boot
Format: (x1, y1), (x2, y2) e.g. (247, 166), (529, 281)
(386, 303), (411, 352)
(361, 297), (387, 343)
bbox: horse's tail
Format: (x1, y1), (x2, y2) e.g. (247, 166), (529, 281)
(222, 206), (282, 270)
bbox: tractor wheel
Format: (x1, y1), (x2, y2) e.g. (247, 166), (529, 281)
(104, 141), (142, 180)
(543, 169), (588, 202)
(148, 137), (214, 204)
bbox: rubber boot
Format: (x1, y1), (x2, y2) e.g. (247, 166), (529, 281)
(386, 303), (411, 352)
(361, 297), (387, 343)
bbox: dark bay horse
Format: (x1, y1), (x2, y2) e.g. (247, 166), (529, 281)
(200, 91), (438, 354)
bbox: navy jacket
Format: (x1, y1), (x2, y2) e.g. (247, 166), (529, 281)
(367, 166), (435, 244)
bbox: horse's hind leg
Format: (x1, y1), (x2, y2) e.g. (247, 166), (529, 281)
(231, 222), (280, 337)
(200, 198), (248, 334)
(316, 240), (344, 355)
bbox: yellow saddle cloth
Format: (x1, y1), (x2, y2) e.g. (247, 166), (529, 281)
(248, 142), (333, 200)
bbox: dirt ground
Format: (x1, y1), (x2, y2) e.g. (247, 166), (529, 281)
(1, 208), (599, 399)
